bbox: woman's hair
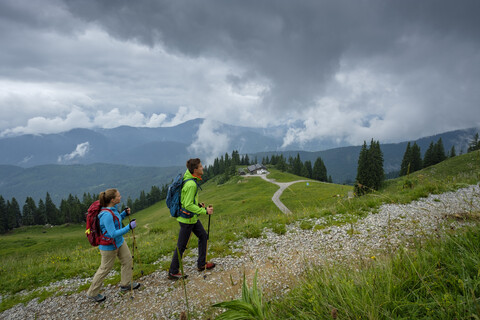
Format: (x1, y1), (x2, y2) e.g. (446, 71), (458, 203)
(186, 158), (201, 173)
(99, 188), (118, 207)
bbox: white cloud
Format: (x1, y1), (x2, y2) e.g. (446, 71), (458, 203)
(0, 108), (92, 137)
(145, 113), (168, 127)
(57, 141), (90, 163)
(188, 119), (230, 165)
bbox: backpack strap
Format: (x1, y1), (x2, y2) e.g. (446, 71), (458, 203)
(98, 208), (119, 249)
(180, 178), (202, 218)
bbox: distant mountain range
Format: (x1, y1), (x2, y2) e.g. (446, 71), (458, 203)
(0, 119), (478, 205)
(0, 118), (349, 168)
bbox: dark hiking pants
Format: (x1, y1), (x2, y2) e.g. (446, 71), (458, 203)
(169, 220), (208, 274)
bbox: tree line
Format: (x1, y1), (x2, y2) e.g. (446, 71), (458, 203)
(399, 132), (480, 177)
(354, 132), (480, 196)
(262, 154), (332, 182)
(201, 150), (332, 183)
(0, 185), (168, 234)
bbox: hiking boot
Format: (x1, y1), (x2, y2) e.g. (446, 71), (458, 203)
(88, 294), (106, 303)
(120, 282), (141, 292)
(168, 272), (188, 280)
(197, 262), (216, 271)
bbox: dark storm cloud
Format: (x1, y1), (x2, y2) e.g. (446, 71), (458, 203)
(60, 0), (480, 109)
(1, 0), (480, 145)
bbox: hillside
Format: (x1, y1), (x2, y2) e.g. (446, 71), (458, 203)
(252, 126), (480, 183)
(0, 163), (183, 205)
(0, 151), (479, 318)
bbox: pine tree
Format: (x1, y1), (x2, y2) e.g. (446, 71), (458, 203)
(467, 133), (480, 152)
(369, 140), (384, 190)
(400, 142), (412, 176)
(410, 142), (422, 172)
(45, 192), (60, 225)
(60, 199), (70, 223)
(423, 142), (435, 168)
(291, 154), (303, 176)
(22, 197), (36, 226)
(434, 138), (447, 163)
(244, 154), (250, 165)
(11, 198), (22, 228)
(0, 196), (6, 233)
(35, 199), (47, 225)
(304, 160), (313, 179)
(6, 198), (21, 229)
(312, 157), (327, 182)
(354, 142), (369, 196)
(276, 155), (287, 171)
(355, 140), (384, 195)
(449, 145), (456, 158)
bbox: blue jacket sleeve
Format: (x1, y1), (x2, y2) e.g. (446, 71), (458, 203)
(101, 211), (131, 238)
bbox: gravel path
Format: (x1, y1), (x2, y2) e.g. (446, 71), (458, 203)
(1, 184), (479, 320)
(256, 174), (314, 214)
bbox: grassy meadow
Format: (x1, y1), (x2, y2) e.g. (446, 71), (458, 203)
(0, 167), (347, 311)
(1, 150), (479, 316)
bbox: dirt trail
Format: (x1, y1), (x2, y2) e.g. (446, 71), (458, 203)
(255, 173), (315, 213)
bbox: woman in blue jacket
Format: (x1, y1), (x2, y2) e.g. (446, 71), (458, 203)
(87, 188), (141, 302)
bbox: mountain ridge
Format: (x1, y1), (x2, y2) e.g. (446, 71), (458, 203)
(0, 119), (478, 205)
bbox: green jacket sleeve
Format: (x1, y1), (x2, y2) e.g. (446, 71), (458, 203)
(181, 180), (207, 216)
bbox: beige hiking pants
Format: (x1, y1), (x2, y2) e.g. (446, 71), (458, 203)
(87, 241), (133, 296)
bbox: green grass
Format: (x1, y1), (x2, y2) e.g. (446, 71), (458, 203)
(1, 151), (479, 313)
(268, 222), (480, 319)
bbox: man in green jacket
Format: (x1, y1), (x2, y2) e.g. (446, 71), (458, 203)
(168, 158), (215, 279)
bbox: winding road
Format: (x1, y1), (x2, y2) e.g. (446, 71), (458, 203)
(248, 173), (314, 214)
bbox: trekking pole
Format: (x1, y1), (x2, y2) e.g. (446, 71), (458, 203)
(127, 210), (135, 299)
(128, 214), (144, 276)
(204, 210), (211, 279)
(126, 210), (144, 299)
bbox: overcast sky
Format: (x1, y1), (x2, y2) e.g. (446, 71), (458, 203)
(1, 0), (479, 148)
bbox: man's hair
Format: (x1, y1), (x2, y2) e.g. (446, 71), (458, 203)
(186, 158), (201, 173)
(99, 188), (118, 207)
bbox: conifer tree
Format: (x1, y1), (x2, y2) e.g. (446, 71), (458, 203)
(449, 145), (456, 158)
(304, 160), (313, 179)
(400, 142), (412, 176)
(291, 154), (303, 176)
(370, 140), (384, 190)
(244, 154), (250, 165)
(355, 142), (369, 196)
(60, 199), (70, 223)
(423, 142), (435, 168)
(312, 157), (327, 182)
(276, 155), (287, 171)
(410, 142), (422, 172)
(6, 198), (21, 229)
(45, 192), (60, 225)
(434, 138), (447, 163)
(0, 196), (6, 233)
(355, 140), (384, 195)
(22, 197), (36, 226)
(467, 133), (480, 152)
(35, 199), (47, 225)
